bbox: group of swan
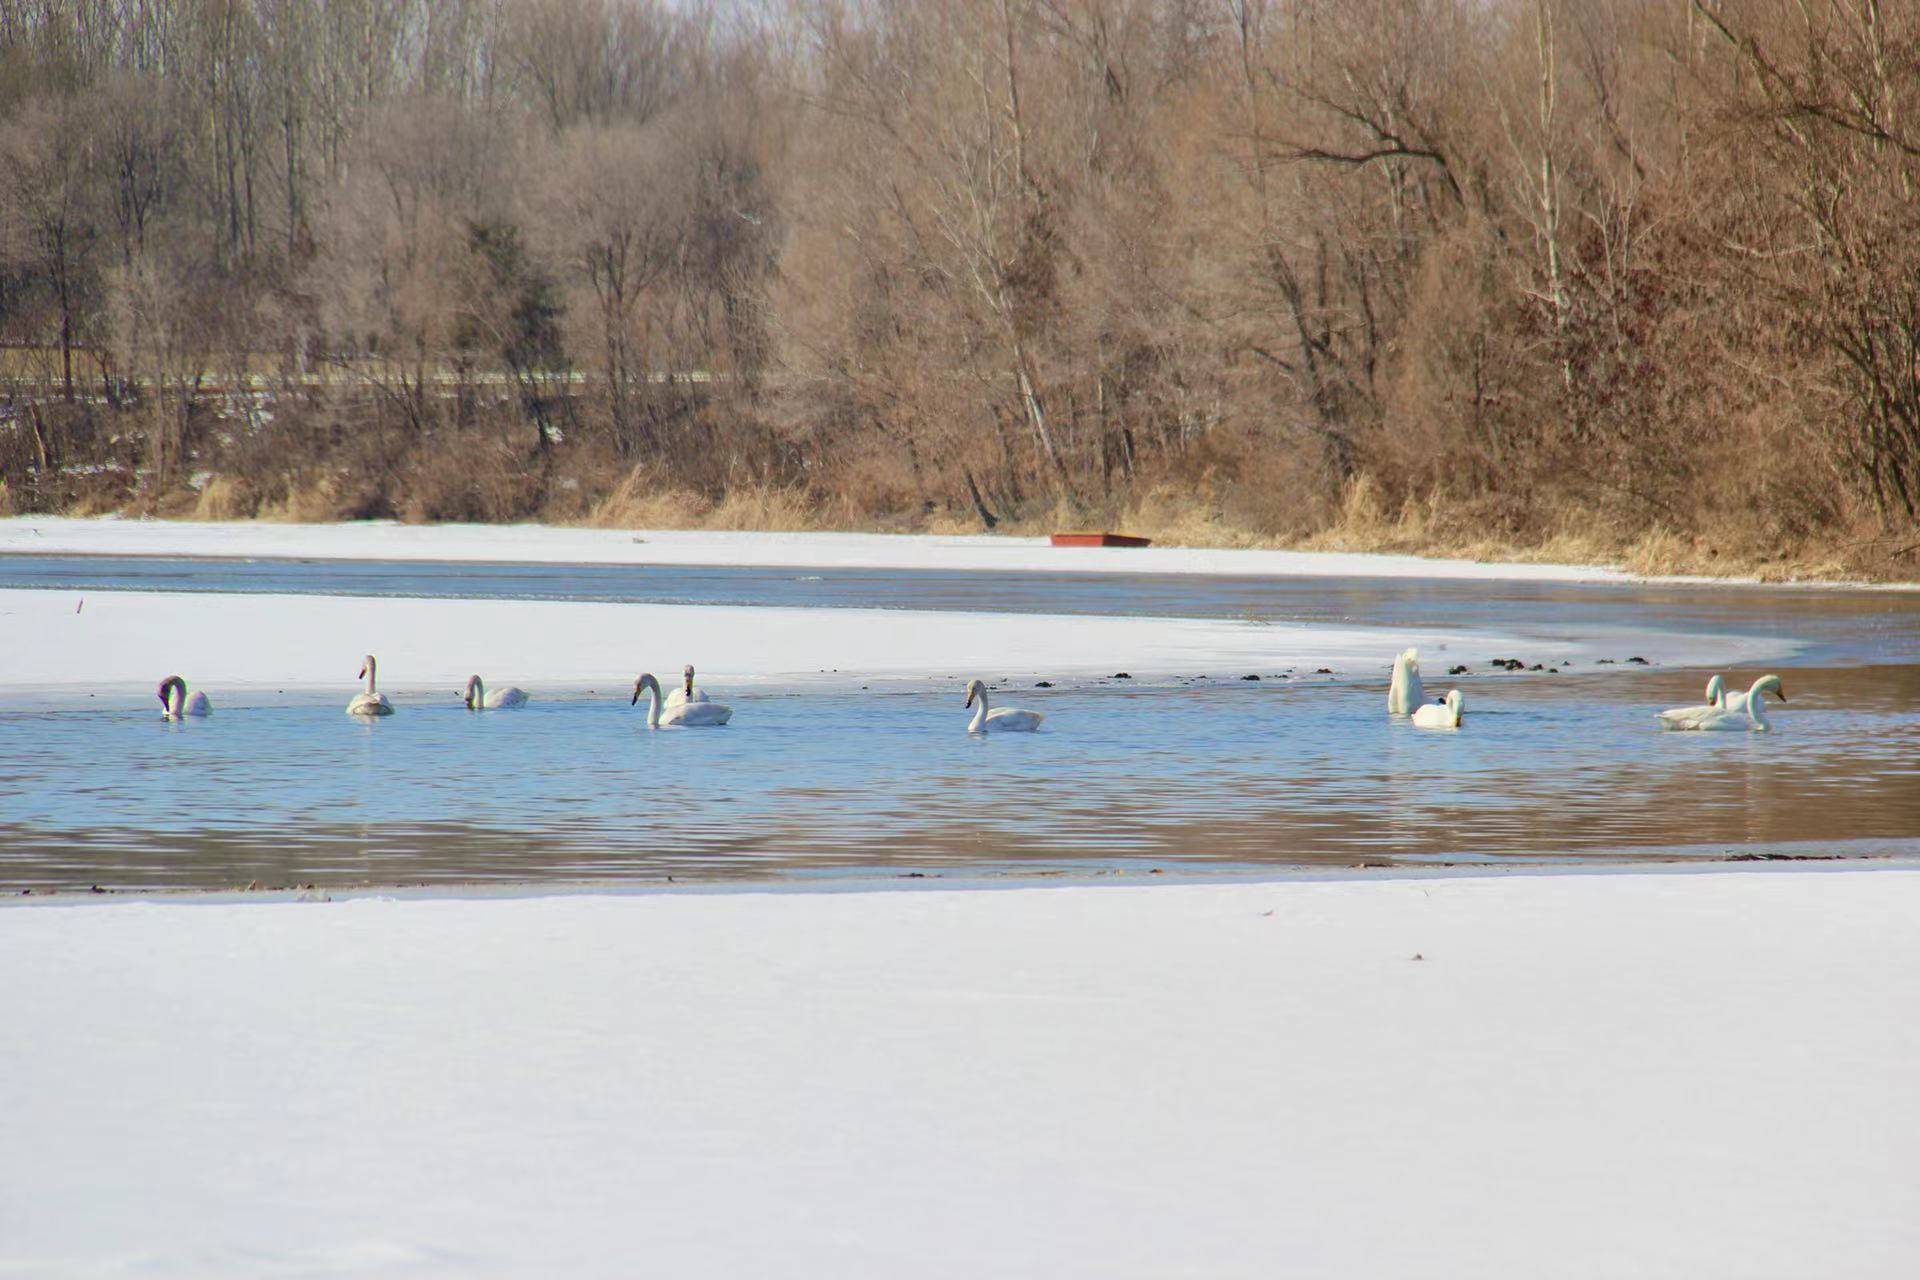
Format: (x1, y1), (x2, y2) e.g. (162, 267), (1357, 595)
(340, 656), (740, 727)
(163, 647), (1783, 736)
(162, 655), (1040, 734)
(1657, 673), (1787, 732)
(1387, 646), (1785, 733)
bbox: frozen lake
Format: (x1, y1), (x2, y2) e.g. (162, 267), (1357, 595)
(3, 552), (1918, 661)
(2, 552), (1917, 890)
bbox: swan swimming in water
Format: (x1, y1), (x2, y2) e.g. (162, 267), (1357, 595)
(1387, 648), (1425, 715)
(1668, 674), (1786, 732)
(964, 678), (1044, 733)
(1713, 674), (1781, 718)
(1657, 675), (1729, 729)
(347, 654), (395, 716)
(157, 675), (211, 719)
(663, 663), (714, 716)
(1411, 688), (1464, 729)
(631, 671), (732, 726)
(462, 675), (529, 709)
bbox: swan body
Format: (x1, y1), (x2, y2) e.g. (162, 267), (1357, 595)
(1674, 674), (1786, 732)
(157, 676), (211, 720)
(1411, 688), (1464, 729)
(631, 670), (732, 727)
(463, 675), (529, 709)
(347, 654), (395, 716)
(1657, 675), (1729, 728)
(964, 678), (1044, 733)
(1387, 648), (1425, 715)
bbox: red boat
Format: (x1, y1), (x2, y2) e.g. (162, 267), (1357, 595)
(1049, 532), (1153, 548)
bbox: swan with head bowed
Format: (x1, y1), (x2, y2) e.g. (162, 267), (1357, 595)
(1387, 647), (1425, 715)
(963, 678), (1044, 733)
(462, 675), (528, 709)
(1664, 674), (1786, 732)
(1411, 688), (1464, 729)
(347, 654), (395, 716)
(631, 668), (732, 726)
(1657, 675), (1730, 728)
(156, 675), (211, 720)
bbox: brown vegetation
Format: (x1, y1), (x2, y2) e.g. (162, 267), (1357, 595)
(0, 0), (1917, 578)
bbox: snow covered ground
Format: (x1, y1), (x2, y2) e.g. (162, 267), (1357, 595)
(0, 585), (1787, 694)
(0, 516), (1658, 581)
(3, 866), (1915, 1279)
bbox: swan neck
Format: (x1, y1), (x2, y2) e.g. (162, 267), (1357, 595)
(969, 685), (989, 732)
(168, 682), (183, 717)
(365, 657), (377, 696)
(1747, 681), (1769, 729)
(469, 676), (484, 708)
(649, 684), (662, 728)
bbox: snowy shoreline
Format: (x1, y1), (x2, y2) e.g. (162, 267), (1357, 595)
(0, 583), (1793, 694)
(4, 864), (1914, 1278)
(0, 515), (1811, 584)
(8, 848), (1911, 909)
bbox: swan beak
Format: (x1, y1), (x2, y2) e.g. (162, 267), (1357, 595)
(630, 689), (641, 706)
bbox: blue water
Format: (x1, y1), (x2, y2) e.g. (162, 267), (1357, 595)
(2, 664), (1916, 891)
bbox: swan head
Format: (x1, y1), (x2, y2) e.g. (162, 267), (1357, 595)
(358, 654), (376, 680)
(683, 664), (696, 696)
(1705, 674), (1725, 705)
(963, 678), (986, 707)
(1754, 674), (1786, 703)
(632, 673), (661, 705)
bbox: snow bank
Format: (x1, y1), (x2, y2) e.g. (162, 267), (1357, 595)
(0, 586), (1783, 693)
(3, 868), (1914, 1278)
(0, 516), (1654, 581)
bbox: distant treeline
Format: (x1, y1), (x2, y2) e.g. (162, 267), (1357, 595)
(0, 1), (1915, 573)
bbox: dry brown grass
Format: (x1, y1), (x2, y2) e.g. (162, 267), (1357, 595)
(191, 476), (253, 521)
(587, 468), (711, 528)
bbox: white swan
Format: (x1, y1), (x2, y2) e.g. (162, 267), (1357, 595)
(157, 675), (211, 720)
(1387, 647), (1425, 715)
(663, 663), (714, 716)
(964, 678), (1044, 732)
(1411, 688), (1464, 729)
(1656, 674), (1730, 728)
(1714, 674), (1782, 718)
(1673, 674), (1786, 732)
(631, 671), (732, 727)
(347, 653), (395, 716)
(462, 675), (529, 709)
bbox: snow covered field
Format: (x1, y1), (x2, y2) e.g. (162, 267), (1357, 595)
(2, 584), (1787, 695)
(3, 867), (1915, 1279)
(0, 516), (1659, 581)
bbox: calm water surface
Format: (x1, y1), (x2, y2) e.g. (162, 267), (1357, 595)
(2, 554), (1917, 890)
(2, 669), (1916, 891)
